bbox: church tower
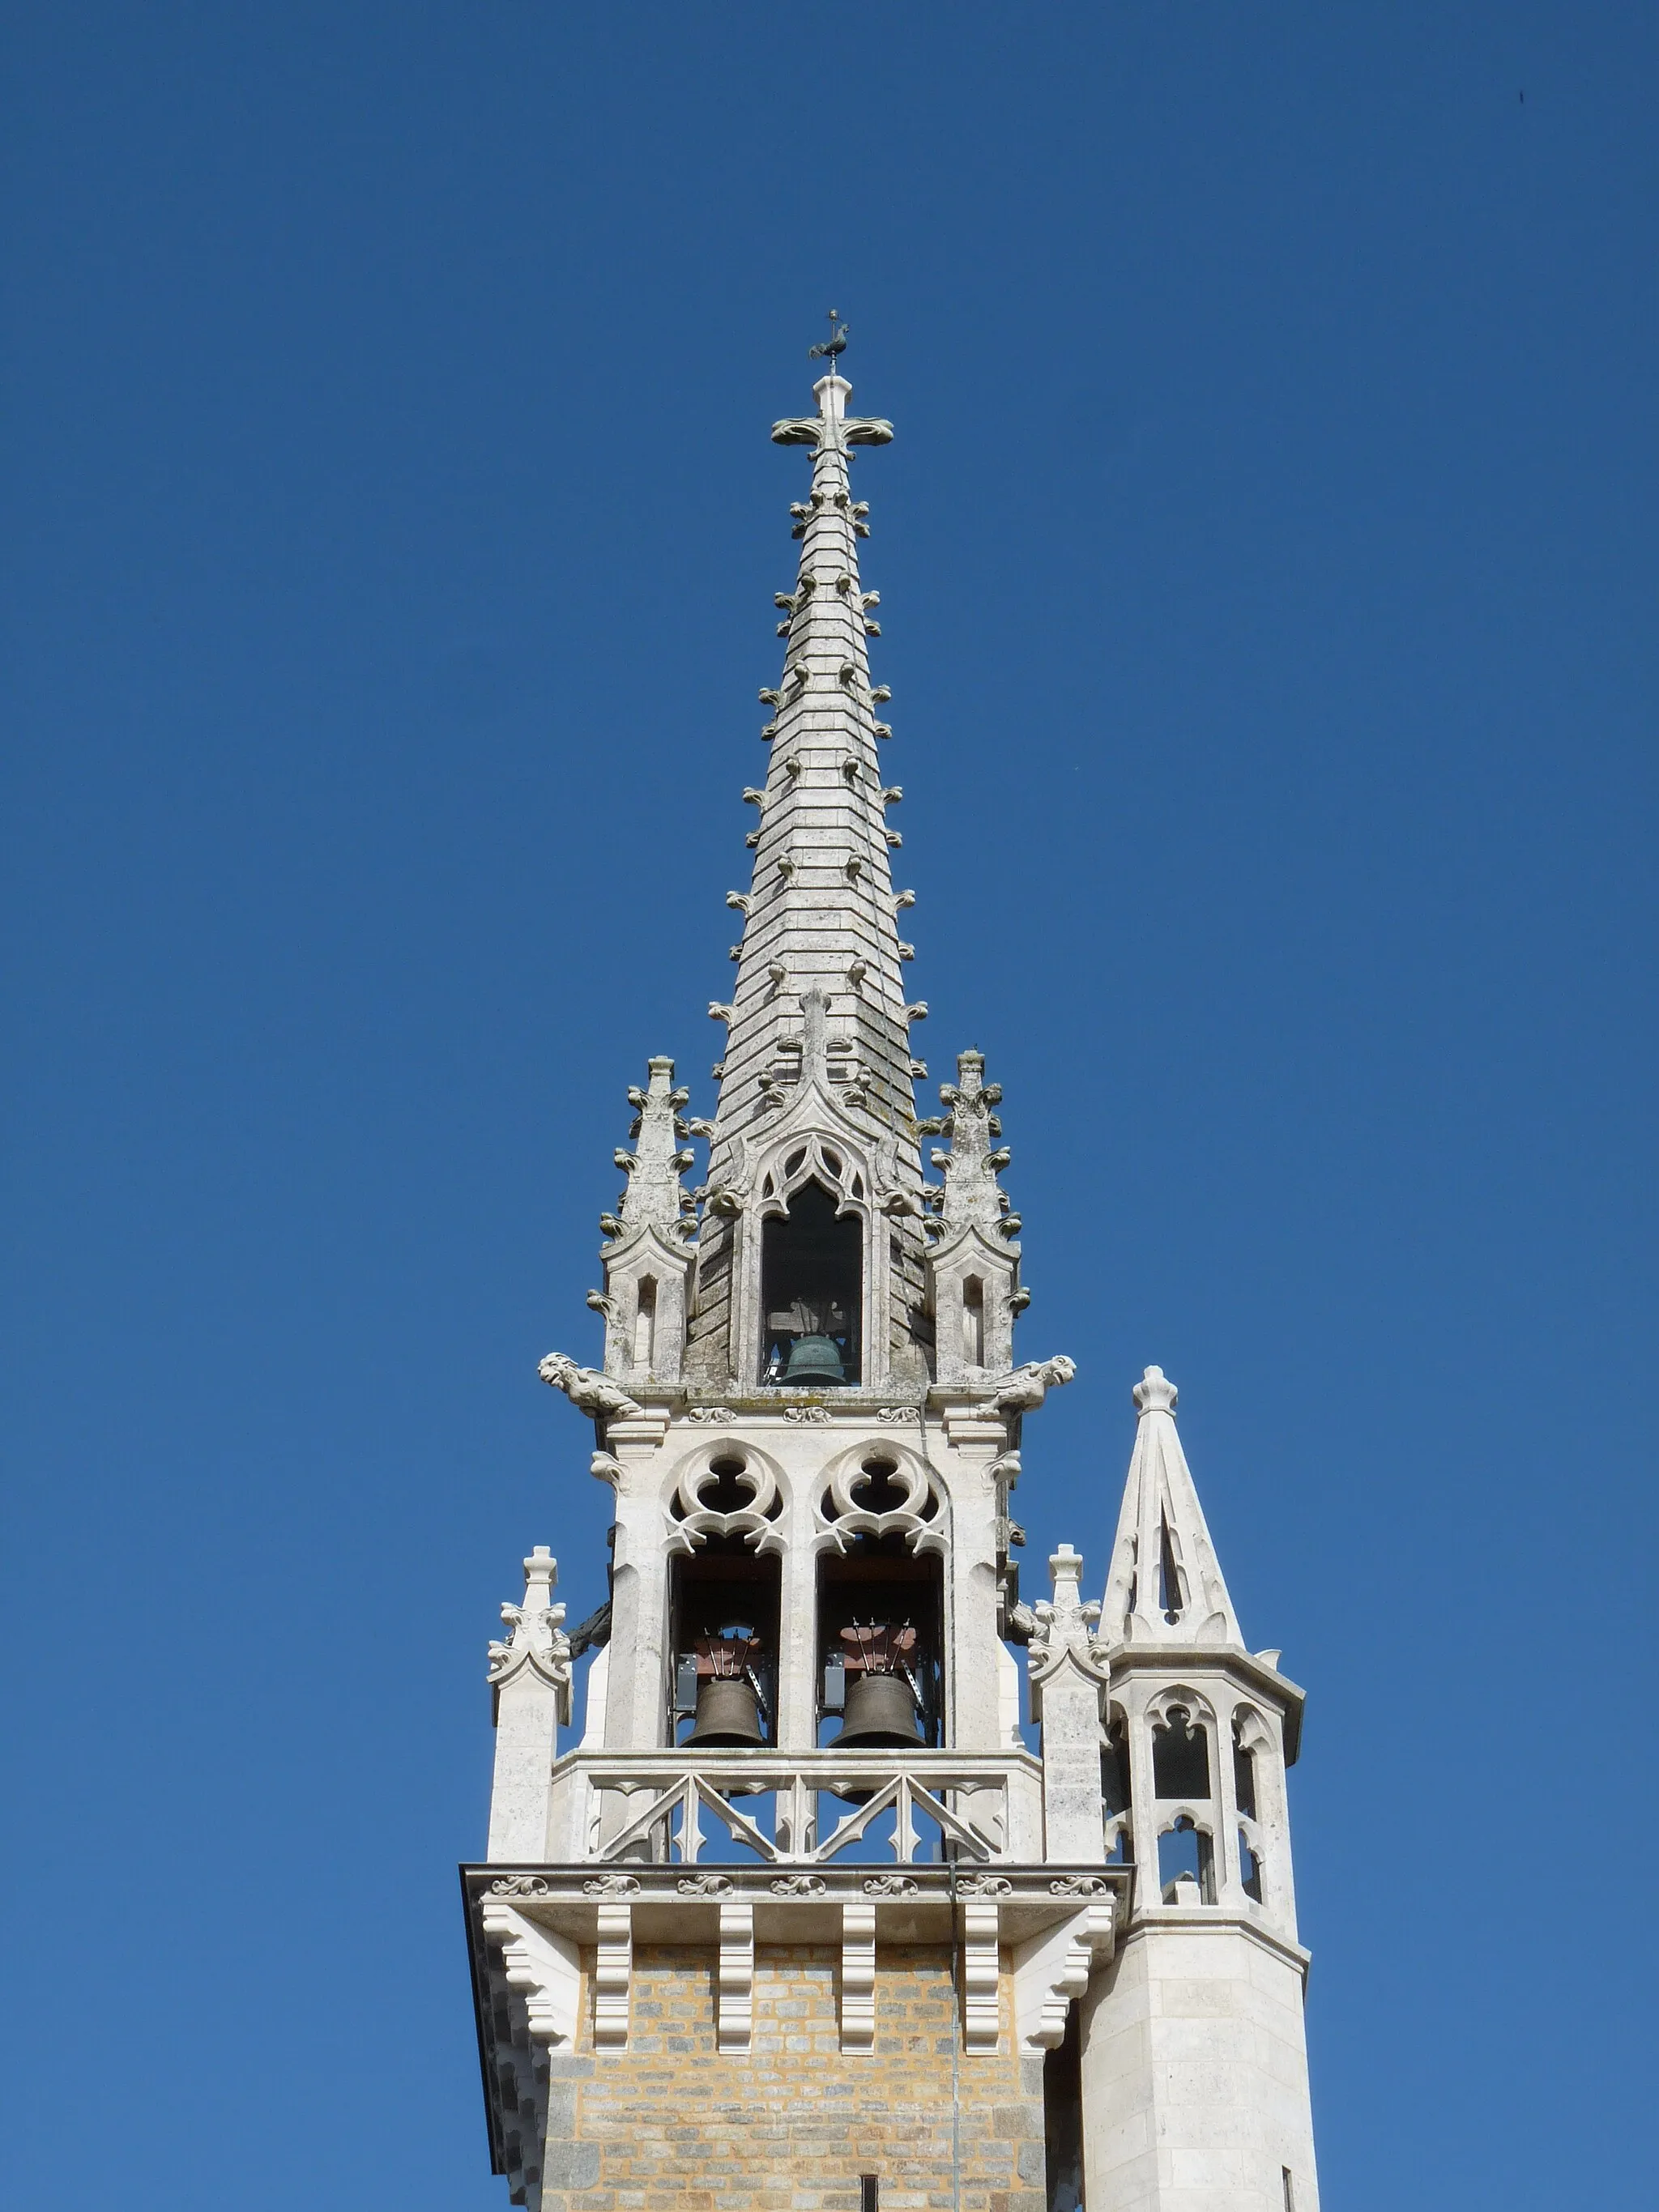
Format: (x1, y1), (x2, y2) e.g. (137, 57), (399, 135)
(463, 356), (1322, 2212)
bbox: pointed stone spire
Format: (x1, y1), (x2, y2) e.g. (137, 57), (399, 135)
(704, 373), (919, 1194)
(1099, 1366), (1243, 1649)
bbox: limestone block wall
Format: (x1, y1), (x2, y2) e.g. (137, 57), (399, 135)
(538, 1944), (1047, 2212)
(1079, 1921), (1320, 2212)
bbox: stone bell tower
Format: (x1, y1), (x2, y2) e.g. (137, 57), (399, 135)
(462, 354), (1322, 2212)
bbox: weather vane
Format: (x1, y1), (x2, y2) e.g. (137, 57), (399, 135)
(808, 308), (849, 367)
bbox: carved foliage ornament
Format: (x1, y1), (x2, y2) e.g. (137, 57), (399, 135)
(487, 1602), (572, 1693)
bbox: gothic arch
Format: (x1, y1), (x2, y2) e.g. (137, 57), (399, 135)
(1145, 1684), (1219, 1733)
(753, 1132), (869, 1220)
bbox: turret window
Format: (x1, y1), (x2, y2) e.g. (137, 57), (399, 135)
(633, 1276), (657, 1370)
(1151, 1705), (1210, 1799)
(1233, 1723), (1259, 1820)
(1102, 1719), (1132, 1819)
(1239, 1827), (1265, 1903)
(961, 1275), (985, 1366)
(1102, 1718), (1133, 1865)
(760, 1178), (862, 1386)
(1158, 1815), (1216, 1904)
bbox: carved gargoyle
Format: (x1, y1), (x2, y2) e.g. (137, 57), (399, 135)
(989, 1355), (1077, 1417)
(538, 1353), (643, 1420)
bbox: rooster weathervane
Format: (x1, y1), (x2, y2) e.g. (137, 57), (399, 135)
(808, 309), (849, 366)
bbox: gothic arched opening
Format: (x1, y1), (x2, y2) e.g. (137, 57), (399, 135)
(1151, 1705), (1211, 1799)
(760, 1179), (862, 1386)
(1239, 1826), (1265, 1903)
(817, 1506), (942, 1754)
(1233, 1720), (1259, 1819)
(1158, 1815), (1217, 1904)
(668, 1524), (781, 1751)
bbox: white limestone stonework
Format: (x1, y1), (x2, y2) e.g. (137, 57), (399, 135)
(1081, 1922), (1319, 2212)
(1081, 1369), (1320, 2210)
(462, 361), (1324, 2212)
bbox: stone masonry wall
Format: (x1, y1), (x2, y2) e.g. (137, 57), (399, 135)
(538, 1944), (1047, 2212)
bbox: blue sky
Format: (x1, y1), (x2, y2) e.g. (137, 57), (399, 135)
(2, 5), (1654, 2206)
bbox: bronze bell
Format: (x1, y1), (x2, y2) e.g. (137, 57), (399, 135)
(836, 1668), (923, 1749)
(686, 1673), (766, 1746)
(779, 1332), (846, 1385)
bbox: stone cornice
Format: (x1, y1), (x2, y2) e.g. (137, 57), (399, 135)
(1115, 1905), (1313, 1986)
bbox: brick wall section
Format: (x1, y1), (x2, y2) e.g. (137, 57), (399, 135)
(538, 1943), (1047, 2212)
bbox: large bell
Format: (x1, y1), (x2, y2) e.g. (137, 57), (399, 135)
(835, 1669), (923, 1749)
(685, 1674), (766, 1747)
(779, 1332), (846, 1384)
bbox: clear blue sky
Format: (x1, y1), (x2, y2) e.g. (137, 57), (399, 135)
(3, 6), (1653, 2206)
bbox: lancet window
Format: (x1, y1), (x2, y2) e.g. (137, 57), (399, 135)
(1151, 1703), (1211, 1800)
(1158, 1814), (1217, 1905)
(1102, 1714), (1133, 1864)
(757, 1146), (867, 1387)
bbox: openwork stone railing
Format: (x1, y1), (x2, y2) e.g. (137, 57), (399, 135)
(552, 1749), (1043, 1866)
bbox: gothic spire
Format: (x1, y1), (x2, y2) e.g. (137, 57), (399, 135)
(1098, 1366), (1243, 1649)
(703, 373), (920, 1196)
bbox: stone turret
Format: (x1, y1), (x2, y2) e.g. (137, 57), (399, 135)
(1081, 1367), (1320, 2212)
